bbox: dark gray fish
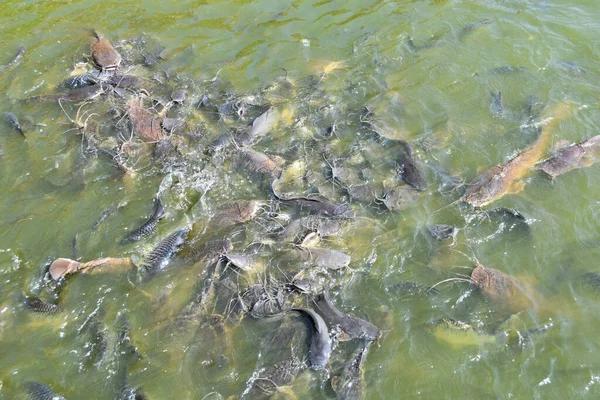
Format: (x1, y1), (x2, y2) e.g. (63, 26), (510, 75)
(426, 224), (457, 241)
(4, 112), (25, 136)
(275, 215), (347, 243)
(458, 19), (491, 40)
(246, 358), (304, 397)
(557, 61), (586, 76)
(63, 74), (98, 89)
(290, 307), (331, 370)
(285, 197), (354, 218)
(388, 140), (426, 190)
(488, 66), (527, 75)
(161, 117), (185, 133)
(108, 74), (147, 89)
(0, 45), (25, 73)
(399, 159), (427, 191)
(581, 272), (600, 292)
(24, 295), (61, 315)
(142, 228), (188, 276)
(185, 238), (232, 265)
(82, 316), (109, 369)
(92, 202), (126, 231)
(331, 341), (371, 400)
(122, 198), (165, 243)
(469, 207), (530, 238)
(197, 93), (210, 108)
(218, 99), (245, 116)
(208, 132), (232, 153)
(382, 185), (421, 211)
(405, 35), (443, 52)
(171, 89), (187, 104)
(315, 289), (380, 341)
(29, 84), (105, 102)
(24, 381), (66, 400)
(489, 91), (504, 117)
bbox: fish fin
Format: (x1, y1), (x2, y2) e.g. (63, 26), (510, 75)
(507, 179), (525, 194)
(578, 155), (595, 168)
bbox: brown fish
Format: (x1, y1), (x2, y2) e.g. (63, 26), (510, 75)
(470, 260), (536, 314)
(127, 97), (164, 142)
(91, 30), (122, 71)
(463, 102), (574, 207)
(49, 256), (135, 280)
(235, 148), (284, 178)
(537, 135), (600, 178)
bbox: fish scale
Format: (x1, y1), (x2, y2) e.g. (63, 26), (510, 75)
(142, 228), (188, 276)
(122, 198), (165, 243)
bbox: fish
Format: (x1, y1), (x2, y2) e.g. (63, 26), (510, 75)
(184, 238), (233, 265)
(29, 83), (105, 102)
(126, 98), (164, 142)
(220, 253), (259, 272)
(142, 228), (189, 277)
(92, 201), (127, 231)
(537, 135), (600, 178)
(246, 358), (304, 398)
(24, 381), (66, 400)
(557, 61), (586, 76)
(331, 341), (371, 400)
(218, 99), (246, 116)
(295, 247), (351, 269)
(235, 148), (284, 178)
(0, 45), (25, 73)
(405, 35), (443, 52)
(489, 91), (504, 117)
(462, 102), (574, 207)
(161, 117), (185, 133)
(283, 197), (354, 218)
(488, 66), (527, 75)
(426, 224), (457, 241)
(91, 30), (122, 71)
(48, 257), (135, 280)
(237, 107), (279, 146)
(107, 74), (147, 89)
(122, 198), (165, 243)
(458, 19), (492, 41)
(209, 200), (260, 229)
(24, 295), (61, 315)
(171, 89), (187, 104)
(314, 288), (380, 341)
(275, 215), (347, 243)
(428, 318), (496, 349)
(397, 142), (427, 191)
(4, 112), (25, 136)
(62, 74), (99, 89)
(471, 259), (538, 313)
(382, 185), (421, 211)
(289, 307), (331, 370)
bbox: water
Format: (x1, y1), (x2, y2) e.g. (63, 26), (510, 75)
(2, 0), (600, 398)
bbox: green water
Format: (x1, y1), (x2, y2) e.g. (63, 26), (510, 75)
(2, 0), (600, 398)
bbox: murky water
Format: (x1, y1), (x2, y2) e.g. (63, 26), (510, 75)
(2, 0), (600, 398)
